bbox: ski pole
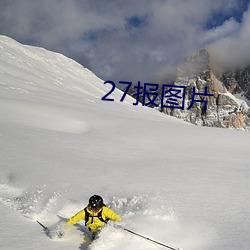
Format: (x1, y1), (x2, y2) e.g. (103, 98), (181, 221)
(122, 227), (180, 250)
(37, 220), (48, 231)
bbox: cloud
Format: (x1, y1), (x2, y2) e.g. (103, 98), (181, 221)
(209, 3), (250, 69)
(200, 18), (240, 45)
(0, 0), (249, 83)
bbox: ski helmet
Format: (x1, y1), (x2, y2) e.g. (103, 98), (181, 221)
(89, 195), (104, 210)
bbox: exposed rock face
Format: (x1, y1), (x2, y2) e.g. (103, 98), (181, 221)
(161, 49), (250, 130)
(217, 66), (250, 100)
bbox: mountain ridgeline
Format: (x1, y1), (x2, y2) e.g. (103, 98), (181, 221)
(128, 49), (250, 130)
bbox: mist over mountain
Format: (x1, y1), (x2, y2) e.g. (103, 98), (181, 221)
(127, 48), (250, 130)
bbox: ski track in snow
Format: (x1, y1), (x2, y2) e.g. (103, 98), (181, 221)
(0, 99), (91, 134)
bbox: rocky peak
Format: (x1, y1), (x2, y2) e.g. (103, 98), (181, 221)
(160, 49), (250, 130)
(217, 66), (250, 101)
(177, 48), (210, 77)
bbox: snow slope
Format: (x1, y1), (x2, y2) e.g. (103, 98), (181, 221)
(0, 36), (250, 250)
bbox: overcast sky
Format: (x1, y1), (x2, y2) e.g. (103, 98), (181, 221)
(0, 0), (249, 84)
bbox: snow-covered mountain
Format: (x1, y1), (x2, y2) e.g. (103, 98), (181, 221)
(161, 49), (250, 130)
(217, 65), (250, 103)
(0, 36), (250, 250)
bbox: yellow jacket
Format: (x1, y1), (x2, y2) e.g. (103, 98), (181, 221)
(67, 206), (121, 233)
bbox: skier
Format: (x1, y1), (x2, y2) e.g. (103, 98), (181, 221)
(66, 194), (121, 239)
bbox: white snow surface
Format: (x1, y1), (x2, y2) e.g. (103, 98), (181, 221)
(0, 36), (250, 250)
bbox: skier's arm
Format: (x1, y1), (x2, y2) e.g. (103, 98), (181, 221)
(67, 209), (85, 225)
(104, 207), (122, 222)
